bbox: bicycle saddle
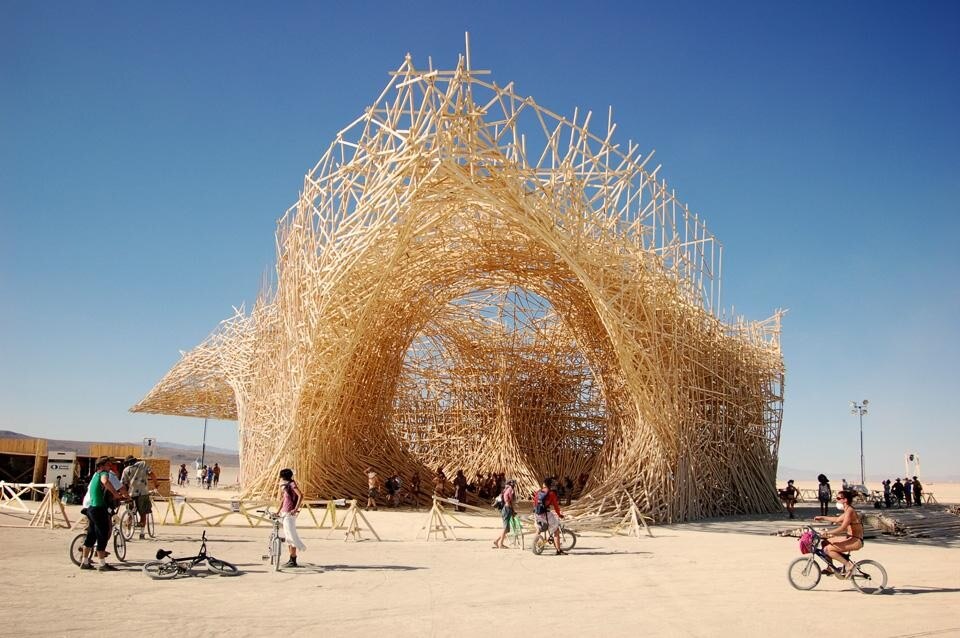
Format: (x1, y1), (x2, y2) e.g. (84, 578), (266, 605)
(156, 549), (173, 560)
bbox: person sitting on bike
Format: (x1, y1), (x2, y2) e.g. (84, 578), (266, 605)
(534, 477), (566, 555)
(814, 489), (863, 577)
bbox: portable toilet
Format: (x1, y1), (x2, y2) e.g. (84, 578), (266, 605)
(44, 451), (77, 490)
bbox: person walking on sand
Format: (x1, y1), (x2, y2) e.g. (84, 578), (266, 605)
(410, 472), (421, 508)
(453, 469), (468, 512)
(213, 463), (221, 487)
(206, 465), (214, 489)
(366, 467), (380, 510)
(817, 474), (832, 516)
(904, 477), (913, 507)
(912, 476), (923, 506)
(493, 479), (516, 548)
(276, 468), (305, 568)
(779, 479), (799, 519)
(882, 479), (892, 508)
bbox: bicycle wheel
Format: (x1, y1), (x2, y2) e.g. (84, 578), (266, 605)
(271, 536), (283, 571)
(851, 559), (888, 594)
(787, 556), (821, 590)
(142, 560), (180, 580)
(113, 530), (127, 562)
(561, 528), (577, 551)
(531, 534), (547, 555)
(119, 510), (136, 541)
(69, 533), (86, 566)
(146, 512), (155, 538)
(207, 558), (240, 576)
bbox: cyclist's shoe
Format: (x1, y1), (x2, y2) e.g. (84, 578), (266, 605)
(821, 566), (837, 575)
(555, 550), (567, 555)
(79, 562), (94, 570)
(282, 559), (299, 568)
(97, 563), (119, 572)
(139, 533), (145, 540)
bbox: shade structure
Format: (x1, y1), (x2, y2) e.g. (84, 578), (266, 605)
(132, 48), (785, 523)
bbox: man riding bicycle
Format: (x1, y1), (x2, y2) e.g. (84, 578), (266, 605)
(814, 489), (863, 578)
(534, 477), (566, 555)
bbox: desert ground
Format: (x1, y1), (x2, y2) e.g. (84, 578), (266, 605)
(1, 472), (958, 637)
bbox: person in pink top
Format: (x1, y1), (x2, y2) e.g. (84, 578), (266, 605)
(493, 479), (516, 548)
(277, 468), (305, 568)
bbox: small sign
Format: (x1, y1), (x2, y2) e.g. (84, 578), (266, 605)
(142, 438), (157, 458)
(174, 496), (185, 506)
(230, 501), (240, 513)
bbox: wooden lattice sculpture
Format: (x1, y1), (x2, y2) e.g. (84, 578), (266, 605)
(133, 45), (785, 523)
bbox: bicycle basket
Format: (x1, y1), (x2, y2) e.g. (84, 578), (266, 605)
(798, 530), (814, 555)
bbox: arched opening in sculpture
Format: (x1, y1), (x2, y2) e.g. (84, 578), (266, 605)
(392, 286), (610, 490)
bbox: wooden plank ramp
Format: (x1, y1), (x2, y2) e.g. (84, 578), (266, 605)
(862, 505), (960, 542)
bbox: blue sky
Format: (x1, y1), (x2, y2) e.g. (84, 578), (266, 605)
(2, 3), (957, 481)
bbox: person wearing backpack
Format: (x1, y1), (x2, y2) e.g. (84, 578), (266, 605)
(493, 479), (516, 549)
(533, 477), (566, 555)
(817, 474), (832, 516)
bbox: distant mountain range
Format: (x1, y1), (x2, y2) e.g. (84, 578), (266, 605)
(0, 430), (238, 466)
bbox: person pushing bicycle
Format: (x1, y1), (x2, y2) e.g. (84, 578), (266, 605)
(813, 489), (863, 578)
(533, 477), (566, 555)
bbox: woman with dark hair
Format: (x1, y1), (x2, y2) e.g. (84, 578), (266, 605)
(816, 474), (832, 516)
(814, 489), (864, 577)
(277, 468), (305, 568)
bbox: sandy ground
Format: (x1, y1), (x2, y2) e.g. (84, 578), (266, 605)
(1, 478), (958, 637)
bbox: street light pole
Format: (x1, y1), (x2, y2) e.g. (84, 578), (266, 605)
(201, 417), (208, 469)
(850, 400), (869, 486)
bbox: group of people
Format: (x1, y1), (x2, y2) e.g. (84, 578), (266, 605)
(781, 473), (927, 521)
(362, 466), (588, 513)
(880, 476), (923, 508)
(191, 461), (221, 489)
(493, 476), (568, 555)
(78, 454), (158, 571)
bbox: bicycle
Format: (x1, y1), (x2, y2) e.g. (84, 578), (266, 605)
(119, 495), (156, 541)
(69, 507), (126, 566)
(530, 515), (577, 555)
(257, 509), (284, 571)
(787, 526), (888, 595)
(141, 530), (239, 579)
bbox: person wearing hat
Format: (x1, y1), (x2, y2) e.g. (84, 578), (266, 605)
(912, 476), (923, 506)
(80, 456), (125, 571)
(493, 479), (516, 549)
(120, 454), (158, 539)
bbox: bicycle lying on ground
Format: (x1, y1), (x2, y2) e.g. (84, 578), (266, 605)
(141, 530), (239, 579)
(69, 507), (126, 565)
(531, 515), (577, 555)
(257, 509), (284, 571)
(787, 526), (888, 594)
(119, 494), (156, 541)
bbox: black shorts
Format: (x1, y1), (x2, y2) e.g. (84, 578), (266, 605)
(84, 506), (111, 552)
